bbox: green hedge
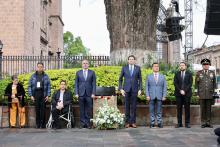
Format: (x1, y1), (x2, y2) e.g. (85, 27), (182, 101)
(0, 66), (199, 104)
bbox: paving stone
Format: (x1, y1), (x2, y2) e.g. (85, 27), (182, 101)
(0, 125), (219, 147)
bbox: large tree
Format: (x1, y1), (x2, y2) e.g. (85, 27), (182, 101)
(63, 31), (87, 56)
(104, 0), (160, 65)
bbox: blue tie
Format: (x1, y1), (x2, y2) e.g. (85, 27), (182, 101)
(130, 66), (133, 76)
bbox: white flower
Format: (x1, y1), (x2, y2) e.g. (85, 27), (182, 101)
(91, 98), (125, 129)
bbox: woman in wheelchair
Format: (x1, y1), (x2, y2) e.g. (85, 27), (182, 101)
(51, 80), (72, 129)
(4, 75), (26, 128)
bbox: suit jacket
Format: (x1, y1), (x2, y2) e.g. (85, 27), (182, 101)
(118, 65), (142, 93)
(51, 90), (72, 112)
(75, 69), (96, 97)
(195, 70), (216, 100)
(146, 73), (167, 100)
(5, 82), (25, 107)
(174, 70), (193, 97)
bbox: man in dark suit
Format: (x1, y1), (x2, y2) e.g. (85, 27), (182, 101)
(51, 80), (72, 129)
(174, 62), (193, 128)
(195, 58), (216, 128)
(119, 55), (142, 128)
(75, 59), (96, 129)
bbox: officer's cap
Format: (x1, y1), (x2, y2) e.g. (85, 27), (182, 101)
(201, 58), (211, 65)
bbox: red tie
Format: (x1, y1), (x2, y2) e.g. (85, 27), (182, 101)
(154, 74), (158, 83)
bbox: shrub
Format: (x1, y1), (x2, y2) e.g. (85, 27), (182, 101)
(0, 66), (198, 105)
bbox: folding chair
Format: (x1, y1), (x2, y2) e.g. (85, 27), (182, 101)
(46, 104), (74, 129)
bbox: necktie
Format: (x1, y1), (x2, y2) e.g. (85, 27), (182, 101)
(154, 74), (158, 83)
(129, 65), (133, 76)
(181, 71), (184, 89)
(181, 71), (184, 81)
(83, 70), (87, 80)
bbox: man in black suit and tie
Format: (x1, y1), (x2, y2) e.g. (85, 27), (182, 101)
(119, 55), (142, 128)
(75, 59), (96, 129)
(174, 62), (193, 128)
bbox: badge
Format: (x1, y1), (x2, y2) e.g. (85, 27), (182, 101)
(199, 74), (203, 79)
(37, 82), (41, 88)
(210, 73), (214, 78)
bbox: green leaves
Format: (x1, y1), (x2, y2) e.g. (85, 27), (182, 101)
(0, 66), (199, 104)
(63, 31), (87, 56)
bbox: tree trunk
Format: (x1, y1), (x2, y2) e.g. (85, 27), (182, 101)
(104, 0), (160, 65)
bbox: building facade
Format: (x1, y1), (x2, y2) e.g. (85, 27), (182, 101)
(187, 45), (220, 74)
(0, 0), (63, 56)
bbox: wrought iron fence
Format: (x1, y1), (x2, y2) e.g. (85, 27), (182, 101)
(0, 55), (110, 78)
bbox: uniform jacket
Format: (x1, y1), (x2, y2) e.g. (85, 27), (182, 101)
(195, 70), (216, 99)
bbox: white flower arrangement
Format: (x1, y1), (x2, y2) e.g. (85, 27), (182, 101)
(91, 97), (125, 129)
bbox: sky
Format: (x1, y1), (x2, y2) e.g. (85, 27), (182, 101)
(62, 0), (220, 56)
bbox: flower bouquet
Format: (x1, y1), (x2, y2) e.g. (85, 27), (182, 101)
(91, 98), (125, 130)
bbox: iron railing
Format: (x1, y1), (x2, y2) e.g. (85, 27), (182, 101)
(0, 55), (110, 78)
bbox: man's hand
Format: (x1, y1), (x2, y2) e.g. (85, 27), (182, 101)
(56, 101), (63, 110)
(138, 90), (142, 96)
(44, 96), (49, 102)
(31, 96), (35, 101)
(91, 94), (95, 98)
(162, 97), (166, 101)
(11, 95), (16, 99)
(146, 96), (150, 101)
(75, 94), (79, 98)
(180, 90), (185, 95)
(120, 89), (125, 97)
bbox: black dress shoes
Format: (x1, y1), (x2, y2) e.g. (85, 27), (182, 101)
(175, 124), (183, 128)
(185, 124), (191, 128)
(206, 124), (213, 128)
(158, 123), (163, 128)
(201, 124), (206, 128)
(150, 124), (155, 128)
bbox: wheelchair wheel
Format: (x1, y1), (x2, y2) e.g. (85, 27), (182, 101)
(67, 123), (71, 128)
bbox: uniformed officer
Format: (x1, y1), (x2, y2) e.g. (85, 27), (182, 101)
(195, 58), (217, 128)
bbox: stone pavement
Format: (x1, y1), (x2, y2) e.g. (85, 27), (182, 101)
(0, 126), (219, 147)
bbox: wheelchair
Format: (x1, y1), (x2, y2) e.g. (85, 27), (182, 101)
(46, 104), (74, 129)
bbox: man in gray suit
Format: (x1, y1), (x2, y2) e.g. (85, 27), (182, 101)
(146, 63), (167, 128)
(75, 59), (96, 129)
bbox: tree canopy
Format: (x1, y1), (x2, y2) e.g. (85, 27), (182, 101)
(63, 31), (87, 56)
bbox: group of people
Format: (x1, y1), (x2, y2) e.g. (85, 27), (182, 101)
(120, 55), (216, 129)
(4, 55), (217, 130)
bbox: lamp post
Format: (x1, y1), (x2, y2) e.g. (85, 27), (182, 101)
(56, 48), (61, 69)
(0, 40), (3, 79)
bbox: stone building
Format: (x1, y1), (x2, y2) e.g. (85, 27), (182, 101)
(0, 0), (63, 56)
(187, 45), (220, 74)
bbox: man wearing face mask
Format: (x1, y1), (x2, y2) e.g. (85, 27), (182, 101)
(28, 62), (51, 128)
(195, 58), (216, 128)
(174, 62), (193, 128)
(119, 55), (142, 128)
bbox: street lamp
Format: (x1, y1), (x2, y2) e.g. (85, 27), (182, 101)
(56, 48), (61, 69)
(0, 40), (3, 79)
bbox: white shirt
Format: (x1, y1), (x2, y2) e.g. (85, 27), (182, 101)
(59, 91), (64, 102)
